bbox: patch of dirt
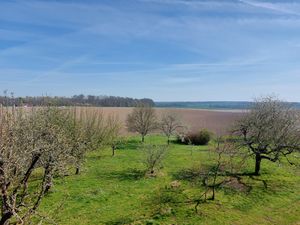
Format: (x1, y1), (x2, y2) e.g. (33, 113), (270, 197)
(222, 177), (251, 192)
(170, 180), (181, 189)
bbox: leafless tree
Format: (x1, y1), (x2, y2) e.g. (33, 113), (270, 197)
(159, 112), (183, 145)
(0, 104), (122, 224)
(34, 107), (74, 192)
(126, 105), (157, 142)
(104, 114), (122, 156)
(142, 145), (168, 175)
(66, 107), (109, 174)
(82, 108), (107, 152)
(0, 106), (73, 224)
(194, 137), (247, 207)
(169, 138), (247, 213)
(234, 96), (300, 175)
(66, 108), (87, 175)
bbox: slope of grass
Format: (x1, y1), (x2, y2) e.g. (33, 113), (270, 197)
(39, 135), (300, 225)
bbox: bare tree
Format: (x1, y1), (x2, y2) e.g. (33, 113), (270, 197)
(34, 107), (74, 192)
(66, 107), (89, 175)
(81, 108), (107, 152)
(66, 107), (108, 174)
(126, 105), (157, 142)
(234, 96), (300, 175)
(105, 114), (122, 156)
(0, 104), (121, 224)
(0, 106), (72, 224)
(159, 111), (183, 145)
(142, 145), (168, 175)
(195, 137), (247, 206)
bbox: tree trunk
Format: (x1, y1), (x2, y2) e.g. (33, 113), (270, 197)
(141, 135), (145, 142)
(0, 212), (13, 225)
(254, 153), (262, 176)
(44, 161), (54, 194)
(112, 146), (115, 156)
(75, 167), (80, 175)
(167, 137), (170, 145)
(211, 186), (215, 201)
(0, 160), (13, 225)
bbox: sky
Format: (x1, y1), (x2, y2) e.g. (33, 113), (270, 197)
(1, 0), (300, 101)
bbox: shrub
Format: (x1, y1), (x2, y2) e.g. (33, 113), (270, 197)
(182, 129), (212, 145)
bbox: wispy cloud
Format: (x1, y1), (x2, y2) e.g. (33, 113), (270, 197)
(239, 0), (300, 16)
(1, 0), (300, 100)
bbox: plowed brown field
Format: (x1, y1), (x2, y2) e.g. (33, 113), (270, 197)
(98, 107), (246, 135)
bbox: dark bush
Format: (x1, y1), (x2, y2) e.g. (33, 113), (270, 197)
(175, 133), (185, 144)
(181, 129), (212, 145)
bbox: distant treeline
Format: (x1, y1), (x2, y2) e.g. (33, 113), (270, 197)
(155, 101), (252, 109)
(155, 101), (300, 110)
(0, 94), (154, 107)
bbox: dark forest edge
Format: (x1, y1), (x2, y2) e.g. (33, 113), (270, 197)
(0, 93), (154, 107)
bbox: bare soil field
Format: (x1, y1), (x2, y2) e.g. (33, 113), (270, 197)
(97, 107), (246, 135)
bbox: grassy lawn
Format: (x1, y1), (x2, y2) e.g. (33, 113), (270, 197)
(39, 135), (300, 225)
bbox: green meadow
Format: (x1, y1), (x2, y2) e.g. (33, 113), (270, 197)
(39, 135), (300, 225)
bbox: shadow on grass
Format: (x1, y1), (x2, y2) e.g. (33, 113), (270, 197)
(105, 217), (134, 225)
(169, 139), (185, 145)
(88, 155), (104, 161)
(172, 168), (202, 182)
(169, 140), (211, 152)
(107, 168), (146, 181)
(248, 175), (268, 189)
(173, 167), (267, 192)
(227, 172), (268, 190)
(117, 139), (142, 150)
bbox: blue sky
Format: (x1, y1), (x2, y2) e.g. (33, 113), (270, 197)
(1, 0), (300, 101)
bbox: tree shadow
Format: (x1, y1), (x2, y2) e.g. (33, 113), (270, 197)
(248, 175), (268, 189)
(170, 139), (185, 145)
(105, 217), (134, 225)
(88, 155), (104, 160)
(226, 172), (268, 190)
(173, 168), (267, 192)
(172, 168), (202, 182)
(117, 139), (142, 150)
(107, 168), (146, 181)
